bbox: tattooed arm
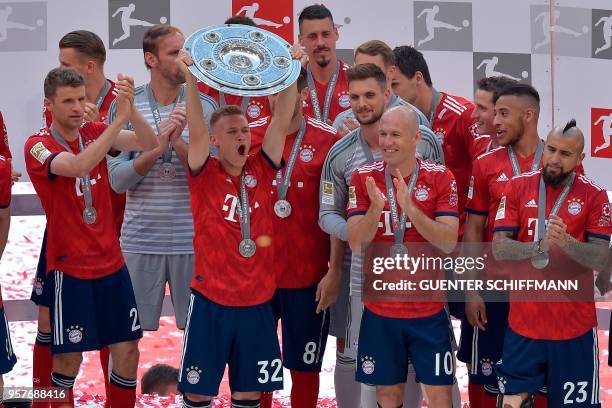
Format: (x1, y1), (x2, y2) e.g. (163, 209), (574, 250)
(492, 230), (538, 261)
(557, 235), (609, 271)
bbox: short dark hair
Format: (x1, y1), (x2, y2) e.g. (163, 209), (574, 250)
(297, 67), (308, 92)
(44, 67), (85, 99)
(355, 40), (395, 69)
(347, 63), (387, 90)
(210, 105), (245, 130)
(298, 4), (334, 32)
(476, 76), (517, 101)
(493, 82), (540, 106)
(141, 364), (178, 394)
(224, 15), (257, 26)
(59, 30), (106, 66)
(143, 24), (183, 69)
(393, 46), (433, 86)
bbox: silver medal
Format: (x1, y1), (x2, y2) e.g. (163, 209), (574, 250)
(239, 238), (256, 258)
(531, 252), (549, 269)
(83, 207), (97, 225)
(390, 243), (408, 258)
(274, 199), (292, 218)
(159, 162), (176, 180)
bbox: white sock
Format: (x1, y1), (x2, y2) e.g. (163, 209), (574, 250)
(361, 383), (377, 408)
(335, 353), (361, 408)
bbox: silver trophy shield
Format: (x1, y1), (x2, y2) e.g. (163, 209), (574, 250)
(184, 24), (301, 97)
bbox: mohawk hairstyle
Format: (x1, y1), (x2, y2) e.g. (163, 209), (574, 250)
(563, 118), (577, 133)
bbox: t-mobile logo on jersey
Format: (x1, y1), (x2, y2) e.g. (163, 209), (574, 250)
(591, 108), (612, 158)
(231, 1), (293, 43)
(108, 0), (170, 49)
(413, 1), (473, 52)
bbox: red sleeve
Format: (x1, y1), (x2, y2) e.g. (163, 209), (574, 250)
(585, 189), (612, 241)
(470, 136), (490, 159)
(461, 108), (478, 157)
(0, 112), (11, 159)
(465, 158), (489, 215)
(24, 136), (61, 181)
(493, 178), (520, 233)
(434, 169), (459, 218)
(248, 118), (268, 155)
(347, 170), (369, 217)
(82, 121), (109, 142)
(0, 157), (11, 208)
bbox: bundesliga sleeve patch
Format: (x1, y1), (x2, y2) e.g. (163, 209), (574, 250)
(495, 196), (506, 221)
(599, 203), (611, 227)
(322, 181), (335, 205)
(467, 176), (474, 199)
(30, 141), (52, 164)
(348, 186), (357, 209)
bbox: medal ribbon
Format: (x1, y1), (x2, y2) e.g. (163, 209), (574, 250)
(508, 139), (544, 177)
(235, 172), (252, 244)
(427, 88), (441, 127)
(306, 60), (339, 122)
(94, 79), (111, 111)
(275, 118), (306, 201)
(536, 171), (575, 241)
(385, 161), (419, 245)
(146, 83), (185, 164)
(50, 127), (95, 220)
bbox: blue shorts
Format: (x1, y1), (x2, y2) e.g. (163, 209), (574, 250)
(457, 301), (509, 392)
(178, 291), (283, 396)
(496, 327), (601, 407)
(49, 265), (143, 354)
(356, 308), (455, 386)
(272, 284), (330, 372)
(30, 229), (51, 307)
(0, 307), (16, 375)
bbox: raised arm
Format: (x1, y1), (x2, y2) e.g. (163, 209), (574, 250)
(50, 89), (132, 178)
(262, 81), (297, 166)
(347, 176), (385, 254)
(178, 52), (210, 173)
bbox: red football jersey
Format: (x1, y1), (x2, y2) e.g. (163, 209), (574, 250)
(43, 80), (125, 236)
(302, 60), (350, 124)
(493, 170), (612, 340)
(471, 134), (495, 158)
(347, 159), (459, 319)
(197, 82), (270, 123)
(249, 115), (340, 288)
(0, 111), (11, 159)
(24, 123), (125, 279)
(0, 155), (10, 209)
(432, 92), (478, 217)
(188, 153), (279, 306)
(466, 146), (543, 241)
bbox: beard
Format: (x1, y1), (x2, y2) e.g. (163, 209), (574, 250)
(355, 105), (384, 126)
(542, 164), (572, 188)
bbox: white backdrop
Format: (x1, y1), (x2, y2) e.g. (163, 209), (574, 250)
(0, 0), (611, 189)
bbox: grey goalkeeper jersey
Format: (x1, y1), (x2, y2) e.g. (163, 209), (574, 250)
(106, 82), (217, 254)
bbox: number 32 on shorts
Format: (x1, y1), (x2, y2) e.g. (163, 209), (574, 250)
(258, 359), (283, 383)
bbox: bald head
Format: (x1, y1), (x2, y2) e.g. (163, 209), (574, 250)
(382, 105), (419, 133)
(548, 118), (585, 153)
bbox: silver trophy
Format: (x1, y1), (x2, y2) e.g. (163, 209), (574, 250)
(184, 24), (301, 97)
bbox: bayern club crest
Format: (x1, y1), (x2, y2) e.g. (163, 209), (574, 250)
(244, 174), (257, 188)
(415, 185), (430, 202)
(247, 103), (262, 119)
(186, 366), (202, 385)
(67, 326), (83, 344)
(361, 356), (375, 375)
(34, 279), (43, 296)
(338, 92), (350, 108)
(567, 199), (583, 215)
(480, 358), (493, 376)
(300, 146), (314, 162)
